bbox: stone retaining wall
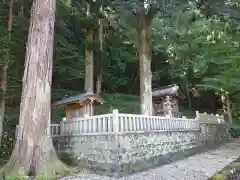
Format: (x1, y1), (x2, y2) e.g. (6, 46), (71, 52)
(53, 124), (230, 177)
(200, 123), (230, 145)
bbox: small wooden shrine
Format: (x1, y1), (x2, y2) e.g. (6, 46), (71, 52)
(52, 91), (104, 120)
(152, 84), (184, 117)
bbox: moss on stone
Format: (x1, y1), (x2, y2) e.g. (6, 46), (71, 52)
(209, 174), (225, 180)
(209, 157), (240, 180)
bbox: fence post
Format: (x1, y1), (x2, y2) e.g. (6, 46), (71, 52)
(195, 111), (200, 120)
(216, 114), (220, 124)
(84, 114), (90, 133)
(60, 121), (65, 136)
(220, 115), (225, 124)
(112, 109), (119, 133)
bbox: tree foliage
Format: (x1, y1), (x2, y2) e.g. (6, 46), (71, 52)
(0, 0), (240, 123)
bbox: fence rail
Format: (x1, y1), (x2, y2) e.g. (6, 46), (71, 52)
(196, 111), (225, 124)
(15, 110), (225, 137)
(52, 110), (202, 136)
(117, 113), (199, 132)
(61, 113), (113, 135)
(51, 124), (61, 137)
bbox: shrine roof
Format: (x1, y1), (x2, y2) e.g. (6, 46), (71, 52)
(152, 84), (183, 98)
(52, 91), (104, 107)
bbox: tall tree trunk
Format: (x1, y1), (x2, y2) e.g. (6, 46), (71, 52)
(0, 0), (12, 146)
(96, 17), (103, 95)
(0, 0), (67, 177)
(137, 14), (152, 115)
(225, 92), (232, 125)
(18, 0), (24, 16)
(96, 70), (102, 94)
(185, 83), (191, 108)
(84, 3), (93, 92)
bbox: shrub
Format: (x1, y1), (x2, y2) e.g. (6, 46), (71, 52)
(229, 125), (240, 138)
(0, 130), (15, 162)
(57, 152), (77, 166)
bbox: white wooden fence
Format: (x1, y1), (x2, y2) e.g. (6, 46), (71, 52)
(196, 111), (225, 124)
(50, 110), (203, 136)
(50, 123), (61, 137)
(16, 110), (225, 137)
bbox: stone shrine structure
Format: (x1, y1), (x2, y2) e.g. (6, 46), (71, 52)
(152, 84), (184, 117)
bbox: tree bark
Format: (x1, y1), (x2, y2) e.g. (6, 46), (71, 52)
(84, 3), (94, 92)
(225, 92), (233, 125)
(0, 64), (7, 147)
(185, 83), (191, 108)
(96, 70), (102, 94)
(0, 0), (12, 146)
(96, 18), (103, 95)
(137, 14), (153, 115)
(17, 0), (24, 16)
(0, 0), (67, 177)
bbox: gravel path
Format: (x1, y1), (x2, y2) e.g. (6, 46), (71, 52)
(61, 143), (240, 180)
